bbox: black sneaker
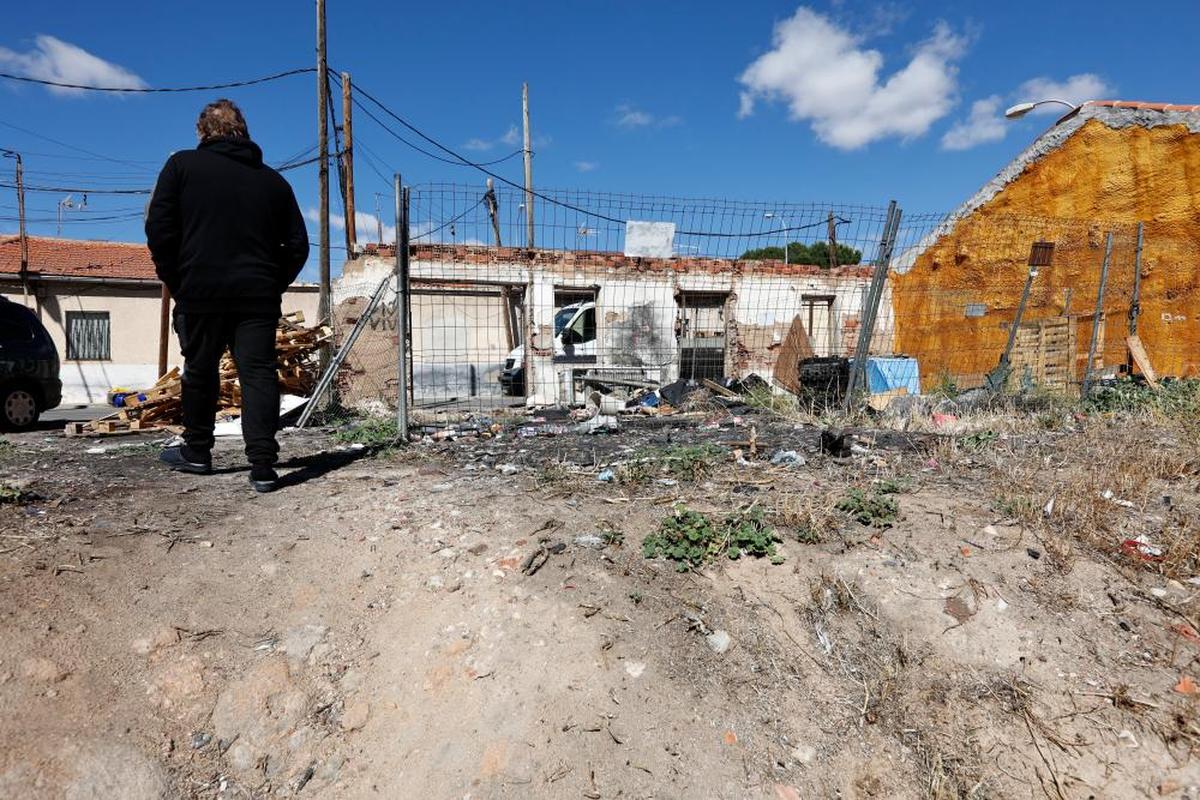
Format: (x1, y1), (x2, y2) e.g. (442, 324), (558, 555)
(160, 445), (212, 475)
(249, 465), (279, 493)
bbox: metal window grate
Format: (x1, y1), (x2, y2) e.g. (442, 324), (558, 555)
(66, 311), (110, 361)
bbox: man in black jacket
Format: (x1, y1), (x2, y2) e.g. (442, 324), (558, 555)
(146, 99), (308, 492)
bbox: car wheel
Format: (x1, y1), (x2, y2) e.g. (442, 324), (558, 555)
(1, 386), (39, 432)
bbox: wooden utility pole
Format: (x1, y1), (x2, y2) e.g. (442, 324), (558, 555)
(316, 0), (331, 327)
(485, 177), (502, 246)
(1, 149), (29, 304)
(157, 286), (170, 378)
(374, 194), (384, 244)
(522, 83), (534, 249)
(341, 71), (356, 257)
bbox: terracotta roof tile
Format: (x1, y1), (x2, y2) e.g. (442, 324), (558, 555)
(0, 235), (157, 281)
(1083, 100), (1200, 113)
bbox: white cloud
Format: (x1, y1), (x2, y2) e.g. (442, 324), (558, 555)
(1017, 73), (1113, 113)
(0, 35), (146, 95)
(615, 104), (682, 130)
(463, 123), (542, 153)
(940, 95), (1005, 150)
(462, 137), (493, 152)
(574, 160), (598, 173)
(306, 207), (395, 244)
(940, 73), (1115, 151)
(736, 7), (967, 150)
(500, 124), (520, 146)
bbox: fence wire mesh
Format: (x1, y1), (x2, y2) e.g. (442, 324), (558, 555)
(324, 181), (1193, 426)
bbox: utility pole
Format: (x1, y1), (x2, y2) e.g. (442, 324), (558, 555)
(374, 193), (384, 244)
(827, 211), (839, 269)
(1, 149), (29, 304)
(316, 0), (331, 329)
(341, 71), (356, 257)
(522, 82), (534, 249)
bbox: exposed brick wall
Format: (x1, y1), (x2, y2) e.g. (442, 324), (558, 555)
(359, 242), (874, 280)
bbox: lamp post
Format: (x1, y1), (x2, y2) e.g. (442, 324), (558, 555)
(1004, 99), (1079, 120)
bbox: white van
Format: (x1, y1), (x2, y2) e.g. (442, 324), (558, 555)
(499, 300), (596, 395)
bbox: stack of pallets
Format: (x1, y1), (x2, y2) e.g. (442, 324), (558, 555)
(66, 312), (332, 437)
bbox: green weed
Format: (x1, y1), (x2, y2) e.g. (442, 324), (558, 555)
(643, 504), (784, 572)
(836, 488), (899, 527)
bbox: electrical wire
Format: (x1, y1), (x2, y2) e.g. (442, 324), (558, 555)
(0, 67), (317, 94)
(351, 80), (842, 238)
(411, 197), (486, 241)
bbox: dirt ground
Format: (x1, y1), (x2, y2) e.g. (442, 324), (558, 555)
(2, 404), (1200, 799)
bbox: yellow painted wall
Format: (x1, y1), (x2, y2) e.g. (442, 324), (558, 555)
(894, 119), (1200, 387)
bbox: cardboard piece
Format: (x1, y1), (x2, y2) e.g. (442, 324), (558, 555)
(773, 315), (816, 395)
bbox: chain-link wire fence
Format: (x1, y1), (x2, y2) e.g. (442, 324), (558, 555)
(319, 181), (1192, 427)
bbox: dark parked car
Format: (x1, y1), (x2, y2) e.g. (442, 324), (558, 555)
(0, 296), (62, 431)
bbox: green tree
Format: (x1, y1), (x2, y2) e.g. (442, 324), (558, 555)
(739, 241), (862, 267)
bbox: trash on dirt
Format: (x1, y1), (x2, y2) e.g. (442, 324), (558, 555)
(706, 629), (732, 654)
(770, 450), (806, 467)
(577, 414), (619, 435)
(820, 428), (851, 457)
(1174, 675), (1199, 695)
(1122, 537), (1164, 561)
(573, 534), (605, 549)
(597, 468), (615, 482)
(1101, 489), (1136, 509)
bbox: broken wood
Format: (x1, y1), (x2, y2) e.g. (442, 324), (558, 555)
(702, 379), (739, 399)
(773, 315), (815, 395)
(1126, 334), (1159, 388)
(66, 313), (331, 437)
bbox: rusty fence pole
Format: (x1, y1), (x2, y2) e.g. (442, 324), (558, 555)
(157, 284), (170, 378)
(1082, 232), (1114, 395)
(394, 175), (410, 441)
(845, 201), (900, 408)
(1125, 222), (1144, 375)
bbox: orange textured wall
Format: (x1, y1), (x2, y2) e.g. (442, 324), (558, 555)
(894, 119), (1200, 388)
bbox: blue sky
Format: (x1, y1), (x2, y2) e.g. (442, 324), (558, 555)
(1, 0), (1197, 281)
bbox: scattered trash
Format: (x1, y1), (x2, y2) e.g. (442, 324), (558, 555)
(770, 450), (806, 467)
(819, 428), (851, 457)
(706, 630), (732, 654)
(597, 468), (615, 483)
(496, 463), (521, 475)
(1026, 548), (1041, 560)
(1122, 537), (1164, 562)
(577, 415), (619, 435)
(1101, 489), (1136, 509)
(1174, 675), (1199, 695)
(573, 534), (605, 549)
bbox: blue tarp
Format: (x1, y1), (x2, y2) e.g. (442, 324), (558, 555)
(867, 357), (921, 395)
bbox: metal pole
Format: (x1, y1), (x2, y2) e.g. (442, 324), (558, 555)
(395, 178), (410, 441)
(341, 71), (357, 257)
(1082, 232), (1114, 395)
(1123, 221), (1142, 376)
(316, 0), (331, 331)
(157, 285), (170, 378)
(845, 202), (899, 407)
(2, 149), (29, 305)
(522, 82), (534, 249)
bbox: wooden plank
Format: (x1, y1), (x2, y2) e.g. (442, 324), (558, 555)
(773, 314), (815, 395)
(1126, 335), (1159, 388)
(702, 379), (739, 399)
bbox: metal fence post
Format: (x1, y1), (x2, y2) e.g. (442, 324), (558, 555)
(1082, 231), (1114, 395)
(1125, 222), (1145, 375)
(845, 201), (900, 408)
(395, 175), (410, 440)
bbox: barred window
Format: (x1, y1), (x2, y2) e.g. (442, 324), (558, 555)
(66, 311), (111, 361)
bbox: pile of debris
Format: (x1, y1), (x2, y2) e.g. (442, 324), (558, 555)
(66, 312), (331, 437)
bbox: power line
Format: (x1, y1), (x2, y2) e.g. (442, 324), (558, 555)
(0, 120), (159, 170)
(0, 66), (317, 94)
(412, 197), (485, 241)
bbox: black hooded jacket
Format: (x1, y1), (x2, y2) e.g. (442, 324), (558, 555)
(145, 137), (309, 315)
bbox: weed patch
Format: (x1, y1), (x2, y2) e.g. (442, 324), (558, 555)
(334, 417), (401, 448)
(836, 487), (899, 527)
(642, 504), (783, 571)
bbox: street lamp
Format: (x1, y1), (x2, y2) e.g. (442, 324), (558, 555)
(764, 211), (790, 264)
(1004, 99), (1079, 120)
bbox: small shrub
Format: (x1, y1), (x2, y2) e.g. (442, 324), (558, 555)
(961, 429), (999, 452)
(660, 444), (726, 482)
(643, 504), (784, 571)
(0, 483), (32, 504)
(334, 417), (400, 447)
(722, 506), (784, 563)
(836, 488), (899, 527)
(643, 506), (719, 572)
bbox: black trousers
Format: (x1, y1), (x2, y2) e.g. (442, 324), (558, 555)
(174, 311), (280, 466)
